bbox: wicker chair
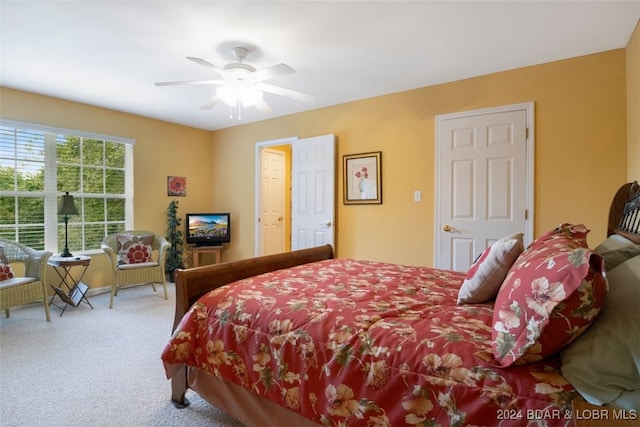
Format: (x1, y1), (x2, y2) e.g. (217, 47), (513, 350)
(101, 230), (169, 308)
(0, 239), (52, 321)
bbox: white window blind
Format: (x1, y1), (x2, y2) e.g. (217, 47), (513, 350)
(0, 120), (134, 253)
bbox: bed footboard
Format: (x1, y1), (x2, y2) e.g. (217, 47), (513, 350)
(170, 244), (334, 408)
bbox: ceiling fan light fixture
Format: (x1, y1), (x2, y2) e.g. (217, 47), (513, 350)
(156, 46), (313, 120)
(217, 82), (263, 108)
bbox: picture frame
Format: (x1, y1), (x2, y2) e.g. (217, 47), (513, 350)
(167, 176), (186, 197)
(343, 151), (382, 204)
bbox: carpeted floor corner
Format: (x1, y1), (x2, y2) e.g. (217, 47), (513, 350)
(0, 282), (244, 427)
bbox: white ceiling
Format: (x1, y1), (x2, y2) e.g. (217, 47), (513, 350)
(1, 1), (639, 131)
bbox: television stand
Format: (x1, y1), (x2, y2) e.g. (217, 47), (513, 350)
(190, 245), (222, 267)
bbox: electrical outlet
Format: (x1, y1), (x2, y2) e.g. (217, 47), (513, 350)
(414, 190), (422, 202)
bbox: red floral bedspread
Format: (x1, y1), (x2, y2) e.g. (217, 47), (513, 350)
(162, 259), (579, 426)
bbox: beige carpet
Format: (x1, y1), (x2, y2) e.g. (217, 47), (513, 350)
(0, 282), (245, 427)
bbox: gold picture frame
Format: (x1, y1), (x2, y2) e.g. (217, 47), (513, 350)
(343, 151), (382, 205)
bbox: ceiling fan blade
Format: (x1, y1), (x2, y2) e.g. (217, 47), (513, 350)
(254, 98), (272, 114)
(200, 95), (221, 110)
(186, 56), (224, 73)
(251, 63), (295, 82)
(256, 82), (316, 103)
(155, 79), (224, 86)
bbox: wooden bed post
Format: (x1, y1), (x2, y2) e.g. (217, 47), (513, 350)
(170, 366), (190, 408)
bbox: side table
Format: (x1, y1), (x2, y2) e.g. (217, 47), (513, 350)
(48, 255), (93, 316)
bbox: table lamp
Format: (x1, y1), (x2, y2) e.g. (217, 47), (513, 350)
(58, 191), (79, 257)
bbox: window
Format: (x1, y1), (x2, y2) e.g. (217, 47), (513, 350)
(0, 120), (134, 252)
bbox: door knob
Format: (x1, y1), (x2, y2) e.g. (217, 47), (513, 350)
(321, 221), (334, 228)
(442, 224), (452, 232)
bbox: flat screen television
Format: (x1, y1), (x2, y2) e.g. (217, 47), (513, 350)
(185, 213), (231, 246)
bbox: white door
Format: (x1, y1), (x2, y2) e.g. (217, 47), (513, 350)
(259, 148), (285, 255)
(435, 103), (534, 271)
(255, 137), (297, 256)
(291, 134), (335, 250)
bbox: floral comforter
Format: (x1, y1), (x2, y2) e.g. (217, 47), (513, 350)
(162, 259), (579, 426)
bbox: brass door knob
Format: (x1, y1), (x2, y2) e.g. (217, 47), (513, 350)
(442, 224), (452, 232)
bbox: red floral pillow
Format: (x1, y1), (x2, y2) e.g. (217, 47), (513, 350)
(0, 245), (14, 281)
(527, 223), (589, 250)
(491, 224), (607, 367)
(116, 234), (154, 265)
(0, 263), (15, 281)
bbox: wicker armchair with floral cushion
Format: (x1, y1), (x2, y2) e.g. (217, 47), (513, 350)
(101, 230), (169, 309)
(0, 239), (52, 321)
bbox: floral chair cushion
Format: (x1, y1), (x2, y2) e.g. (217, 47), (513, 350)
(491, 224), (607, 367)
(0, 245), (14, 281)
(116, 234), (154, 265)
(457, 233), (524, 304)
(0, 263), (15, 281)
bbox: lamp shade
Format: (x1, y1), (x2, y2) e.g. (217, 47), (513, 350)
(58, 192), (79, 216)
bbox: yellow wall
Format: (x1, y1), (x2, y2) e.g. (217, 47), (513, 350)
(628, 20), (640, 181)
(212, 49), (627, 266)
(0, 88), (214, 289)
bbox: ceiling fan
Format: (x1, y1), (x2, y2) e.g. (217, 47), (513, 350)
(155, 47), (315, 118)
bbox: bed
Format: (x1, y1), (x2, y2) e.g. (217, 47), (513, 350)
(162, 182), (640, 426)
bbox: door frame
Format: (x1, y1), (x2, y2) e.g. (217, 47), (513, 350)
(434, 102), (535, 266)
(255, 136), (298, 256)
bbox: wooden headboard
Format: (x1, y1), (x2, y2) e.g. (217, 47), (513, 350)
(608, 181), (640, 244)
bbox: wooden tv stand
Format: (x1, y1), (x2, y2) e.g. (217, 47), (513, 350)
(190, 245), (222, 267)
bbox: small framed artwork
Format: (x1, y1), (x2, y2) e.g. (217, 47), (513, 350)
(343, 151), (382, 204)
(167, 176), (186, 197)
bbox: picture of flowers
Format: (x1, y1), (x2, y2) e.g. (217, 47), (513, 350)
(167, 176), (186, 197)
(343, 151), (382, 204)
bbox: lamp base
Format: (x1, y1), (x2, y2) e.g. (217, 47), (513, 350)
(60, 248), (73, 258)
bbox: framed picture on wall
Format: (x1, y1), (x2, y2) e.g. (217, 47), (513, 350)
(167, 176), (186, 196)
(343, 151), (382, 204)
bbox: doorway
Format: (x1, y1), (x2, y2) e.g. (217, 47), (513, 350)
(255, 137), (296, 256)
(255, 134), (336, 256)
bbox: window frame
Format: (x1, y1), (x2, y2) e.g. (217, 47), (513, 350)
(0, 119), (135, 254)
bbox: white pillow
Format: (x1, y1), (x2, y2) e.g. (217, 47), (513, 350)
(457, 233), (524, 304)
(560, 255), (640, 411)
